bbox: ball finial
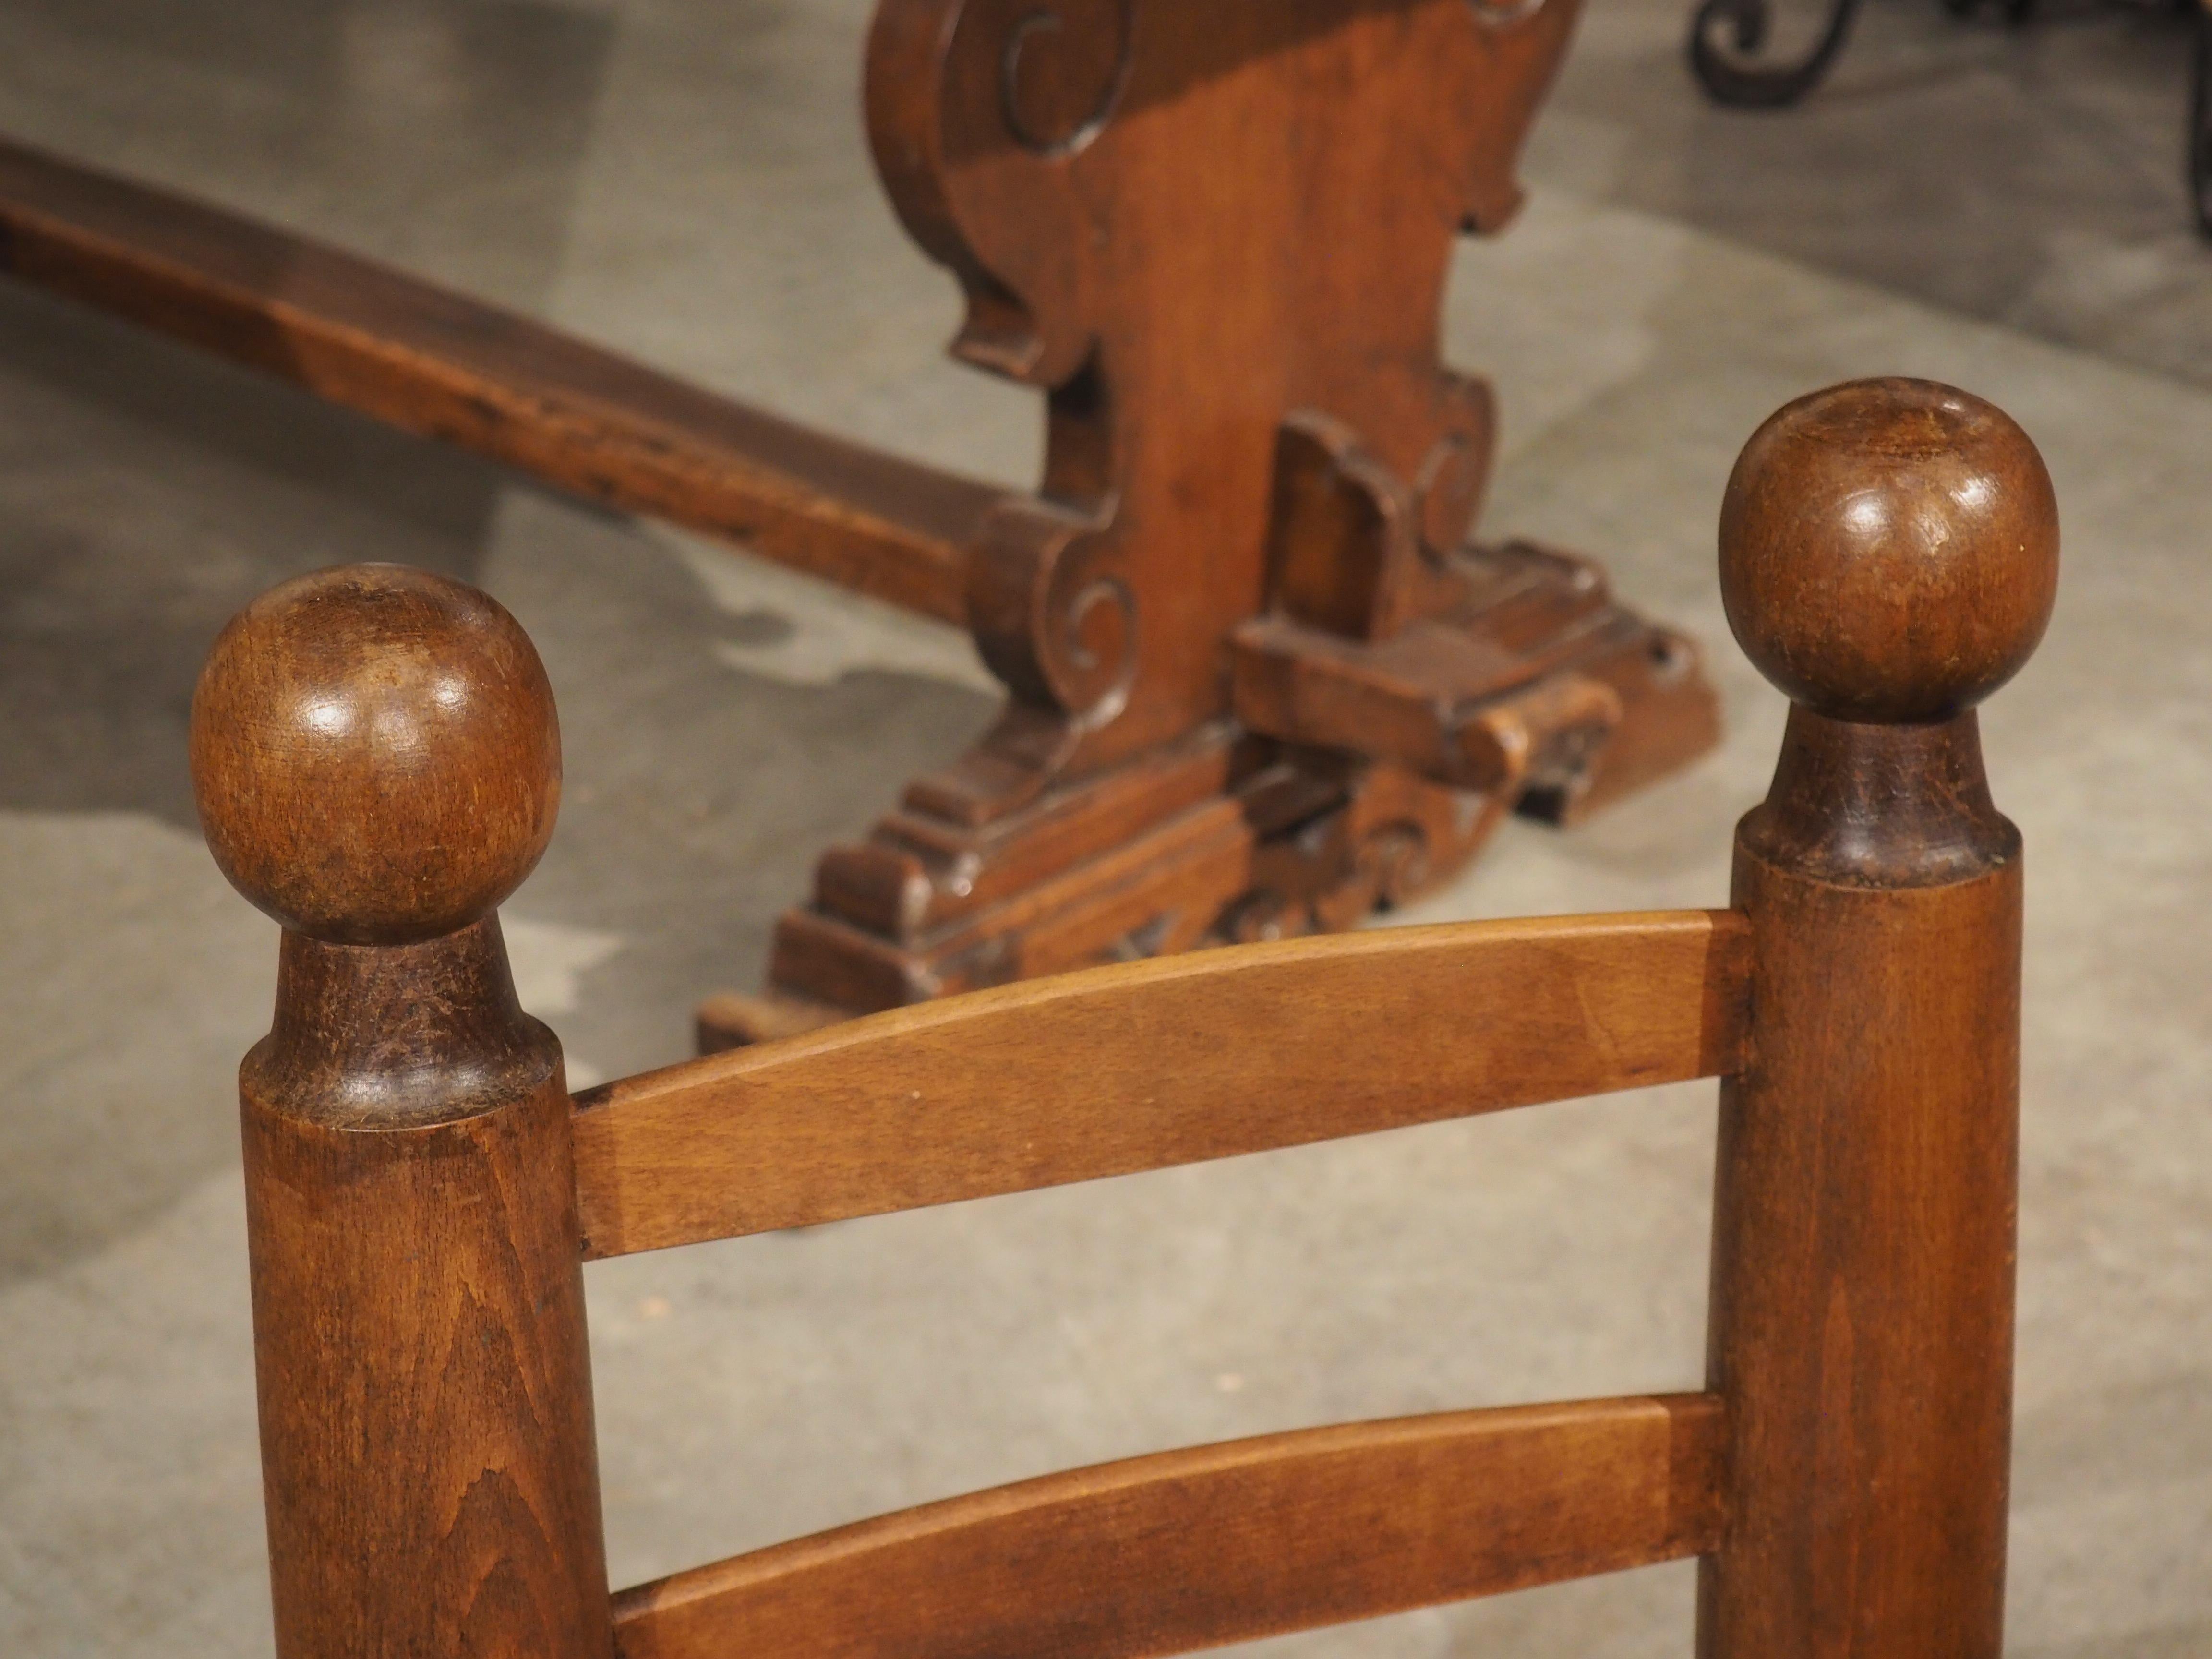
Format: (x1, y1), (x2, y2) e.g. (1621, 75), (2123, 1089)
(1719, 377), (2058, 724)
(191, 565), (561, 945)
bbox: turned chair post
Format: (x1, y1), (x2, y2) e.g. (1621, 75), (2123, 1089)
(1700, 381), (2059, 1656)
(191, 566), (611, 1659)
(186, 380), (2058, 1659)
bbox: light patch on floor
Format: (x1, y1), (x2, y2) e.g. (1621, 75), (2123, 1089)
(668, 530), (999, 695)
(504, 912), (626, 1087)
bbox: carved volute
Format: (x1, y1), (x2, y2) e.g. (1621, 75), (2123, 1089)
(867, 0), (1583, 791)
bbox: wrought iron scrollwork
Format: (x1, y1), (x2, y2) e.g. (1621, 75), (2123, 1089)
(968, 493), (1138, 730)
(1690, 0), (2212, 236)
(2193, 0), (2212, 237)
(1686, 0), (1862, 108)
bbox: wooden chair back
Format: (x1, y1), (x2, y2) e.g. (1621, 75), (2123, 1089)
(189, 376), (2057, 1659)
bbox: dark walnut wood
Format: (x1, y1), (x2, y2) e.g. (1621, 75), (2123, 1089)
(1699, 376), (2055, 1659)
(0, 9), (1721, 1044)
(1230, 541), (1711, 812)
(613, 1395), (1726, 1659)
(714, 0), (1720, 1043)
(192, 566), (612, 1659)
(865, 0), (1699, 777)
(198, 375), (2050, 1659)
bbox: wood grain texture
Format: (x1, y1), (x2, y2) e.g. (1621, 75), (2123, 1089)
(1702, 773), (2019, 1659)
(196, 563), (613, 1659)
(1718, 377), (2057, 726)
(613, 1394), (1727, 1659)
(242, 936), (612, 1659)
(1697, 378), (2050, 1659)
(1229, 539), (1719, 806)
(709, 740), (1532, 1049)
(197, 377), (2049, 1658)
(0, 42), (1726, 1039)
(578, 909), (1750, 1257)
(0, 135), (994, 622)
(850, 0), (1711, 826)
(0, 34), (1725, 1041)
(728, 0), (1717, 1033)
(866, 0), (1590, 774)
(191, 564), (560, 946)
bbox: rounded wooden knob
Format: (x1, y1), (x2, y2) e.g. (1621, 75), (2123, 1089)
(191, 564), (561, 945)
(1720, 377), (2058, 724)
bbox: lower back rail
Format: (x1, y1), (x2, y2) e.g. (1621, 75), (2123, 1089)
(613, 1394), (1726, 1659)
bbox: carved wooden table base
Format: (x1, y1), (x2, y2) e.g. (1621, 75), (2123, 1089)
(0, 0), (1724, 1052)
(703, 537), (1716, 1046)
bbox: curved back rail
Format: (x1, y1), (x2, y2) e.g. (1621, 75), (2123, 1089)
(573, 909), (1750, 1256)
(613, 1395), (1725, 1659)
(192, 378), (2055, 1659)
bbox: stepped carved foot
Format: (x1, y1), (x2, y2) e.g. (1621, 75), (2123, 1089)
(697, 735), (1500, 1051)
(698, 535), (1717, 1052)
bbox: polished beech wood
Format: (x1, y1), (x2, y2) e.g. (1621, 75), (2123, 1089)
(612, 1394), (1726, 1659)
(192, 562), (562, 945)
(199, 375), (2052, 1659)
(1698, 378), (2055, 1659)
(193, 567), (611, 1659)
(577, 909), (1749, 1258)
(0, 137), (990, 623)
(1719, 378), (2058, 726)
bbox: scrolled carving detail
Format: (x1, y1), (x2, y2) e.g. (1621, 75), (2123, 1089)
(866, 0), (1118, 387)
(968, 493), (1137, 726)
(1001, 1), (1132, 156)
(1050, 570), (1139, 722)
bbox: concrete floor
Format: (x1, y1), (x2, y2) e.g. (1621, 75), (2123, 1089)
(1, 0), (2208, 1654)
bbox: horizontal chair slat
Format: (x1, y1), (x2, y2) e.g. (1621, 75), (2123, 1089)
(612, 1393), (1726, 1659)
(572, 910), (1749, 1258)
